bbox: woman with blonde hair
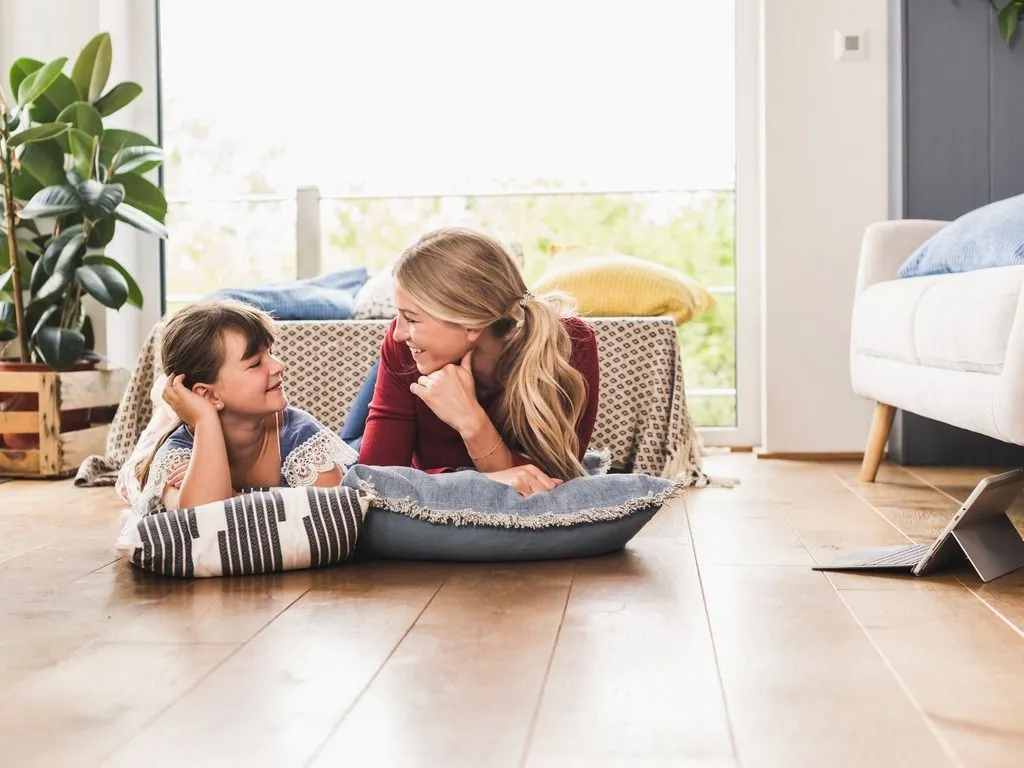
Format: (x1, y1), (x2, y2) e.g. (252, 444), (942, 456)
(358, 227), (600, 496)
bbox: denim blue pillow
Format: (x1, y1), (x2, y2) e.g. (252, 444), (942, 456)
(341, 464), (678, 562)
(898, 193), (1024, 279)
(206, 267), (369, 321)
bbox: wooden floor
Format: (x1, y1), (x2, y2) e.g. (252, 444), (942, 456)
(2, 455), (1024, 767)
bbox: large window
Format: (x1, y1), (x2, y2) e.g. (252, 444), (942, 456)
(158, 0), (744, 433)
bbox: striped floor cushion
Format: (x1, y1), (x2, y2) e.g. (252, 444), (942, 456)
(117, 486), (369, 578)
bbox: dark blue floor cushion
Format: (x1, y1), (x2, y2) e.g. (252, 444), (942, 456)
(341, 464), (679, 562)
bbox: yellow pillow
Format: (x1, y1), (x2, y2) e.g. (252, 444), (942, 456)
(532, 246), (715, 325)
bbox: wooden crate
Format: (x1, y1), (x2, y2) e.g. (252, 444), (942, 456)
(0, 367), (130, 478)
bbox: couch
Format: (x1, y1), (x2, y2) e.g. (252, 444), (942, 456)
(850, 220), (1024, 481)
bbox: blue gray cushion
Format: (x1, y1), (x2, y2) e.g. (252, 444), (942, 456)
(899, 193), (1024, 279)
(341, 464), (677, 562)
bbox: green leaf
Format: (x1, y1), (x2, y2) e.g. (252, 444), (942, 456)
(33, 268), (71, 304)
(34, 74), (80, 124)
(87, 217), (115, 248)
(0, 238), (33, 280)
(23, 299), (54, 334)
(17, 238), (42, 257)
(94, 82), (142, 117)
(100, 129), (159, 170)
(16, 57), (67, 108)
(75, 263), (128, 309)
(68, 129), (96, 179)
(10, 169), (43, 201)
(34, 325), (85, 370)
(20, 185), (82, 220)
(54, 232), (86, 276)
(8, 121), (71, 147)
(31, 304), (58, 338)
(111, 144), (164, 175)
(81, 313), (95, 351)
(114, 174), (167, 222)
(71, 33), (112, 103)
(10, 59), (82, 123)
(18, 140), (65, 187)
(30, 253), (51, 294)
(0, 302), (16, 342)
(999, 4), (1021, 44)
(84, 254), (142, 308)
(42, 225), (85, 273)
(114, 202), (168, 238)
(77, 179), (124, 220)
(8, 58), (38, 102)
(56, 102), (103, 138)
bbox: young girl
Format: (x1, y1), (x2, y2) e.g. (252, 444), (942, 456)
(134, 300), (357, 514)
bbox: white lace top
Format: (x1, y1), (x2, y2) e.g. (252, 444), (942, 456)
(134, 406), (357, 515)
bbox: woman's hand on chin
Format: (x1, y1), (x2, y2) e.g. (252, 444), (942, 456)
(409, 350), (485, 435)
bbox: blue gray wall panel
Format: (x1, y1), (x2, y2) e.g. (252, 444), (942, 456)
(891, 0), (1024, 465)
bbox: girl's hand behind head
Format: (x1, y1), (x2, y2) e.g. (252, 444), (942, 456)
(162, 373), (220, 427)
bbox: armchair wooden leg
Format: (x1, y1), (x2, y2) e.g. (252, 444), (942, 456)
(860, 402), (896, 482)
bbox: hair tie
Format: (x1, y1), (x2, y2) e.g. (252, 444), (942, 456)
(519, 291), (535, 307)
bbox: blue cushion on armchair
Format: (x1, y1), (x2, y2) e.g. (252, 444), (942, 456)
(341, 464), (677, 562)
(898, 193), (1024, 279)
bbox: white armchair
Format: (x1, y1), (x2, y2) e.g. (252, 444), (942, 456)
(850, 220), (1024, 481)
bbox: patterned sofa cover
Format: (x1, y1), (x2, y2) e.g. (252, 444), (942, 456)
(76, 317), (706, 485)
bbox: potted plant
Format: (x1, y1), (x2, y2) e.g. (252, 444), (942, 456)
(992, 1), (1024, 45)
(0, 32), (168, 457)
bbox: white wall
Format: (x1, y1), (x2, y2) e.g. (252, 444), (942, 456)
(760, 0), (890, 453)
(0, 0), (161, 370)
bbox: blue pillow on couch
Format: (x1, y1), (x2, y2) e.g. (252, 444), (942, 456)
(207, 267), (369, 321)
(341, 463), (678, 562)
(898, 193), (1024, 279)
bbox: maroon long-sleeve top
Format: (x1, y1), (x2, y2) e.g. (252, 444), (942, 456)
(358, 316), (600, 474)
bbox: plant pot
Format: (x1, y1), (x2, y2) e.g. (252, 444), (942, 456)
(0, 360), (96, 449)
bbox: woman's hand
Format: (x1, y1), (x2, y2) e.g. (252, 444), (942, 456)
(484, 465), (563, 496)
(410, 351), (485, 435)
(162, 373), (219, 427)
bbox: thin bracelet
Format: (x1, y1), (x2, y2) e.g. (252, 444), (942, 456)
(467, 436), (504, 461)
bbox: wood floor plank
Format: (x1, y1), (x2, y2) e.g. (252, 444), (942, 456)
(0, 481), (126, 608)
(699, 564), (957, 768)
(687, 494), (812, 566)
(833, 464), (963, 542)
(0, 565), (182, 693)
(840, 587), (1024, 768)
(776, 485), (966, 591)
(697, 457), (956, 767)
(308, 561), (575, 768)
(0, 641), (237, 768)
(5, 460), (1024, 767)
(523, 497), (736, 768)
(102, 561), (450, 768)
(830, 462), (1024, 765)
(103, 568), (318, 644)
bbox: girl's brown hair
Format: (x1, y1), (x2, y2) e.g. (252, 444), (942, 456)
(136, 300), (276, 485)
